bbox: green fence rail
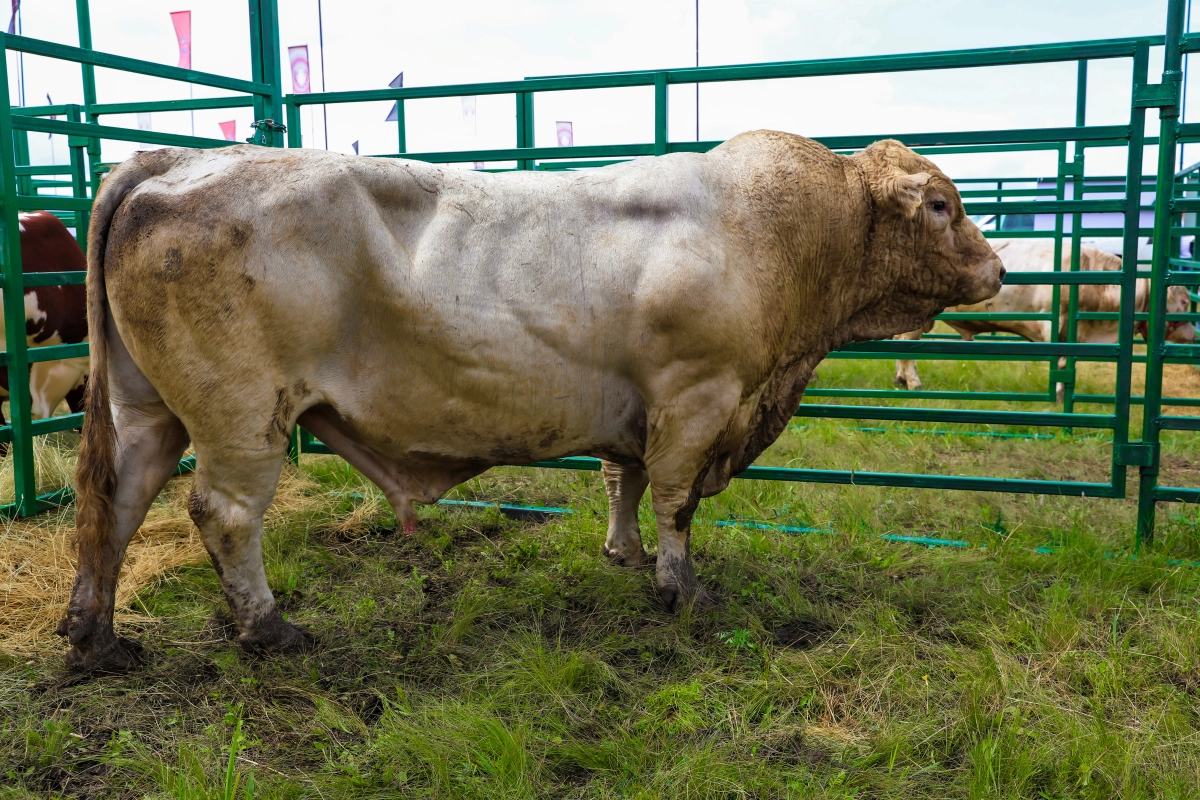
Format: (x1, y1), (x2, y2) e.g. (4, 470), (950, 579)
(0, 0), (1194, 549)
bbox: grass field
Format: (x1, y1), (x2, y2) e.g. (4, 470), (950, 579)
(3, 350), (1200, 799)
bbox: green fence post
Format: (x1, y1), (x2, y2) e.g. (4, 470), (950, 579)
(66, 104), (89, 249)
(12, 128), (30, 196)
(0, 34), (39, 517)
(75, 0), (103, 207)
(396, 98), (406, 154)
(248, 0), (283, 147)
(1061, 60), (1088, 419)
(654, 72), (668, 156)
(1050, 146), (1066, 403)
(285, 98), (301, 148)
(516, 92), (534, 170)
(1137, 3), (1187, 547)
(1112, 42), (1150, 502)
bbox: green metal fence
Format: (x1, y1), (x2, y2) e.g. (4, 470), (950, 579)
(0, 0), (283, 518)
(0, 0), (1194, 548)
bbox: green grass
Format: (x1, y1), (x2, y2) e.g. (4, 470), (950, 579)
(4, 353), (1200, 799)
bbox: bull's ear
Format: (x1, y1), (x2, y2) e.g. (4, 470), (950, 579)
(881, 172), (930, 217)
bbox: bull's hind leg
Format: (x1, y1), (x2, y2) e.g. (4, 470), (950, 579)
(187, 444), (310, 655)
(600, 461), (649, 566)
(62, 345), (190, 671)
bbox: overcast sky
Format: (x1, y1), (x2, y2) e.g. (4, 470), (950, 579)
(2, 0), (1182, 180)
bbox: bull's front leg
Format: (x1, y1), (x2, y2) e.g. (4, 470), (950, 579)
(600, 461), (649, 566)
(893, 326), (929, 389)
(642, 380), (742, 612)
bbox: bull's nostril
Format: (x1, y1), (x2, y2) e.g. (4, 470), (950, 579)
(998, 266), (1007, 282)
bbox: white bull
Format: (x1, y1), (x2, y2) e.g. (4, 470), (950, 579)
(894, 238), (1196, 394)
(60, 134), (1002, 671)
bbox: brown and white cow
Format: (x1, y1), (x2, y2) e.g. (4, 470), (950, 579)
(60, 136), (1003, 671)
(893, 238), (1195, 394)
(0, 211), (89, 452)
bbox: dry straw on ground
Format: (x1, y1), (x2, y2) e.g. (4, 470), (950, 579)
(0, 462), (327, 657)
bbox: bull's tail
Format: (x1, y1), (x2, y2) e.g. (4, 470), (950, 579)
(62, 150), (183, 665)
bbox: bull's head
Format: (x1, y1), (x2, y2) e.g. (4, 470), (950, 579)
(1135, 285), (1197, 344)
(854, 140), (1004, 328)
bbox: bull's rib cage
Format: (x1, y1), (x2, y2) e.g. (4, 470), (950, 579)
(0, 0), (1193, 547)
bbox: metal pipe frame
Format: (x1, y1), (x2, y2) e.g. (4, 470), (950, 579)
(0, 2), (1194, 549)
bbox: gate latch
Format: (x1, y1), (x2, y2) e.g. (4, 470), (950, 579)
(1116, 443), (1157, 467)
(1133, 83), (1179, 109)
(246, 118), (287, 146)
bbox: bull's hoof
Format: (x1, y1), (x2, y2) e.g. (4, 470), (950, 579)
(894, 376), (908, 390)
(603, 543), (652, 568)
(63, 634), (144, 674)
(657, 583), (713, 613)
(237, 614), (314, 656)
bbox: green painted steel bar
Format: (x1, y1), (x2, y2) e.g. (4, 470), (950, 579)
(90, 96), (257, 117)
(11, 104), (74, 117)
(1137, 0), (1186, 546)
(1159, 415), (1200, 431)
(0, 413), (85, 445)
(0, 45), (37, 515)
(523, 455), (1119, 498)
(804, 388), (1049, 402)
(16, 195), (92, 211)
(374, 129), (1133, 167)
(67, 104), (89, 245)
(0, 32), (271, 96)
(12, 116), (235, 149)
(838, 340), (1117, 356)
(1099, 42), (1147, 489)
(795, 404), (1115, 429)
(13, 165), (74, 175)
(0, 270), (87, 287)
(531, 37), (1159, 84)
(654, 73), (668, 156)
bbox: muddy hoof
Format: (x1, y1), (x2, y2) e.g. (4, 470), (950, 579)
(237, 615), (314, 656)
(603, 544), (651, 568)
(64, 635), (144, 674)
(658, 583), (713, 613)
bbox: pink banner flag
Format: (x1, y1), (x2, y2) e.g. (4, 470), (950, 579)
(170, 10), (191, 70)
(288, 45), (311, 94)
(556, 121), (573, 147)
(218, 121), (236, 141)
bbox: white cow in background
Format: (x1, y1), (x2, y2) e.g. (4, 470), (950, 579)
(894, 239), (1195, 396)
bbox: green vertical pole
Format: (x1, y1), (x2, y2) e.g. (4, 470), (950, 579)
(654, 72), (668, 156)
(996, 179), (1003, 230)
(395, 98), (406, 155)
(1114, 43), (1150, 503)
(75, 0), (102, 207)
(12, 129), (29, 196)
(248, 0), (284, 147)
(516, 92), (534, 170)
(0, 34), (39, 516)
(285, 98), (301, 148)
(1050, 145), (1066, 402)
(1138, 1), (1187, 547)
(1062, 60), (1087, 418)
(67, 104), (89, 249)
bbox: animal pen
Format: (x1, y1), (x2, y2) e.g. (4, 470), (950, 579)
(0, 0), (1196, 548)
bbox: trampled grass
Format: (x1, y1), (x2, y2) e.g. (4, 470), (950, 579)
(3, 352), (1200, 799)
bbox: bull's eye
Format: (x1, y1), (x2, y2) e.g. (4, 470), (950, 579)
(932, 200), (947, 213)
